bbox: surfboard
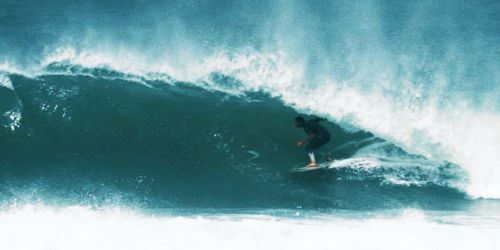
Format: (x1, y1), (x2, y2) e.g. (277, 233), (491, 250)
(289, 162), (331, 173)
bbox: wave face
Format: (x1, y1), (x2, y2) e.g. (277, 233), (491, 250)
(0, 72), (467, 210)
(0, 0), (499, 204)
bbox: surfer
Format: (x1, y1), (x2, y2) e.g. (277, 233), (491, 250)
(295, 116), (332, 168)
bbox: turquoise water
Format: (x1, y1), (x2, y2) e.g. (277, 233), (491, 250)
(0, 0), (499, 249)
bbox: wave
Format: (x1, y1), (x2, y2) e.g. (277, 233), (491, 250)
(3, 47), (497, 200)
(1, 0), (499, 201)
(0, 68), (469, 210)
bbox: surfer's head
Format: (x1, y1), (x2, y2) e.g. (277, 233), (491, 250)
(295, 116), (305, 128)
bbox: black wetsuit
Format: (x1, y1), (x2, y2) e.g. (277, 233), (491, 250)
(303, 119), (331, 153)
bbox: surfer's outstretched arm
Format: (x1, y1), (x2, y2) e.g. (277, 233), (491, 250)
(297, 134), (316, 147)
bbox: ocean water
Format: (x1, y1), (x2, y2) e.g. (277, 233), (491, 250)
(1, 0), (499, 249)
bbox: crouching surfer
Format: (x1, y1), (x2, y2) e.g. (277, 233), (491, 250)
(295, 116), (332, 168)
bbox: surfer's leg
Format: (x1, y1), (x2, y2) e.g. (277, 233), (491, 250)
(319, 137), (333, 161)
(306, 136), (331, 166)
(305, 142), (319, 167)
(308, 152), (316, 163)
(320, 136), (333, 161)
(307, 136), (330, 152)
(317, 151), (333, 161)
(325, 154), (333, 161)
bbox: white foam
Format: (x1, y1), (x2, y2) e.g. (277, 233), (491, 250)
(0, 205), (498, 250)
(0, 73), (22, 131)
(0, 60), (37, 78)
(327, 157), (380, 169)
(41, 46), (200, 82)
(0, 73), (13, 90)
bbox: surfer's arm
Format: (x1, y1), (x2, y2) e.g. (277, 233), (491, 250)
(297, 134), (316, 147)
